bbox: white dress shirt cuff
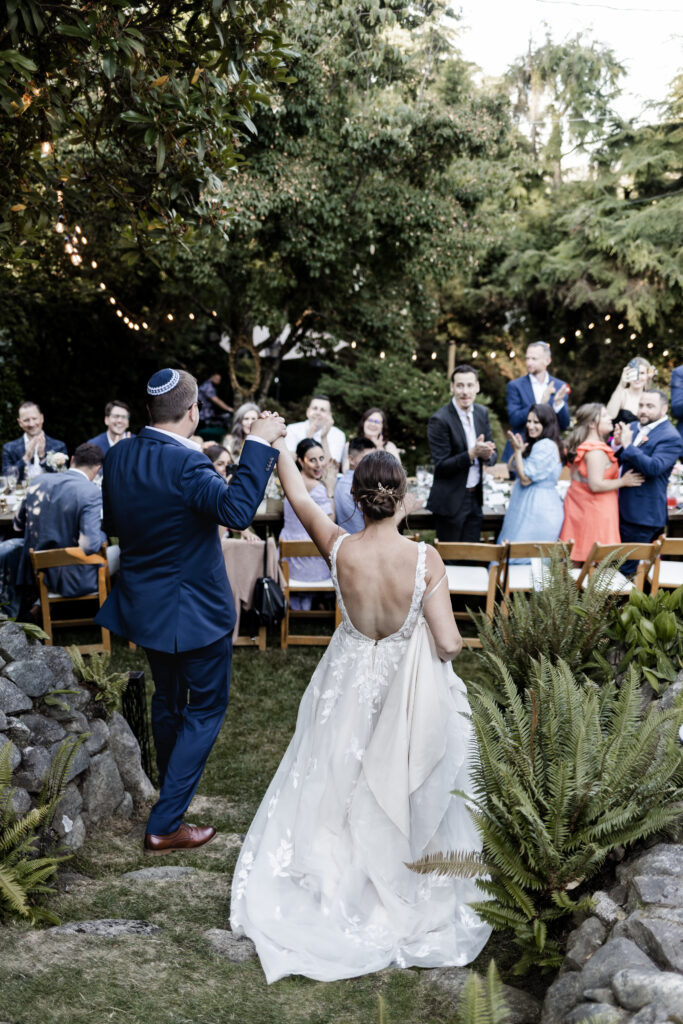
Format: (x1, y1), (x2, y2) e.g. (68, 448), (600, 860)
(244, 434), (271, 449)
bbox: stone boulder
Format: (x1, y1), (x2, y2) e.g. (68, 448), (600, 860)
(13, 744), (52, 792)
(4, 659), (55, 698)
(108, 712), (155, 805)
(0, 677), (33, 714)
(0, 733), (21, 770)
(81, 751), (126, 822)
(15, 712), (66, 746)
(611, 968), (683, 1018)
(0, 622), (31, 661)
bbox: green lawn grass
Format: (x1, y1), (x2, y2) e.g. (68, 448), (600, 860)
(0, 635), (544, 1024)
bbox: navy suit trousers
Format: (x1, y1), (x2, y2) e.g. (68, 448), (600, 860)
(145, 633), (232, 835)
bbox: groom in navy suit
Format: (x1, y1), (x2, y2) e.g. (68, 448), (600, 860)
(614, 388), (683, 572)
(96, 369), (285, 854)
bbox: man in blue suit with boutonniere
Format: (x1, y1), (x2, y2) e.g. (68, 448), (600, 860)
(96, 369), (285, 854)
(502, 341), (570, 463)
(614, 388), (683, 573)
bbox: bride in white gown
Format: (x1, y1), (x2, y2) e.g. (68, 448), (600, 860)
(230, 443), (491, 983)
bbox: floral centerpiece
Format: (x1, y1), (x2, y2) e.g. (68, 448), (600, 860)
(45, 451), (69, 472)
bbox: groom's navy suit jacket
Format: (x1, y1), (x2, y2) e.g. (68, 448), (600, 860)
(95, 427), (276, 652)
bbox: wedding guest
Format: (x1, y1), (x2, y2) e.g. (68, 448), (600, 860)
(427, 364), (496, 542)
(671, 364), (683, 443)
(498, 403), (565, 546)
(559, 404), (643, 563)
(341, 408), (401, 471)
(225, 402), (261, 460)
(198, 372), (233, 427)
(206, 443), (259, 543)
(204, 443), (235, 479)
(87, 400), (132, 454)
(614, 389), (683, 565)
(13, 443), (107, 597)
(285, 394), (346, 472)
(279, 439), (335, 609)
(502, 342), (570, 462)
(335, 437), (376, 533)
(2, 401), (67, 483)
(605, 357), (655, 425)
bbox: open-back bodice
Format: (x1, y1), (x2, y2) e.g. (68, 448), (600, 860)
(329, 533), (427, 645)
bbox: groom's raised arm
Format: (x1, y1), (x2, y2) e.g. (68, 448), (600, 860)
(182, 413), (285, 530)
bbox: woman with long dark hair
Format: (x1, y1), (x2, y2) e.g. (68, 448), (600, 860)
(278, 438), (335, 609)
(231, 446), (491, 983)
(497, 403), (566, 545)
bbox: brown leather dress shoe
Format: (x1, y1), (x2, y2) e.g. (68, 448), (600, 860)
(144, 823), (216, 855)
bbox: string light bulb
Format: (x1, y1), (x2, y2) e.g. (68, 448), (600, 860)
(559, 337), (565, 344)
(188, 313), (195, 321)
(588, 322), (595, 329)
(471, 350), (478, 358)
(166, 313), (174, 322)
(70, 253), (81, 266)
(663, 349), (669, 356)
(64, 242), (73, 254)
(605, 337), (612, 345)
(411, 352), (417, 361)
(99, 282), (106, 290)
(509, 350), (516, 358)
(90, 260), (97, 269)
(604, 315), (611, 322)
(647, 342), (654, 349)
(351, 341), (356, 349)
(574, 330), (582, 337)
(41, 141), (52, 156)
(109, 297), (116, 305)
(211, 309), (217, 317)
(489, 351), (497, 359)
(142, 322), (149, 330)
(630, 333), (636, 340)
(379, 351), (385, 359)
(116, 309), (123, 317)
(431, 352), (437, 360)
(617, 323), (624, 330)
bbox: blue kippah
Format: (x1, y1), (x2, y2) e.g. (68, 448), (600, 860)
(147, 368), (180, 396)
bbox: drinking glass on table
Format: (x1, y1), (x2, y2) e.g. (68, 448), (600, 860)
(5, 467), (18, 492)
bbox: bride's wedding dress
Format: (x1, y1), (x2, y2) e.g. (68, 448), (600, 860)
(230, 536), (491, 983)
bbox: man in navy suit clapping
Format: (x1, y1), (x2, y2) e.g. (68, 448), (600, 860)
(96, 369), (285, 855)
(502, 342), (570, 463)
(614, 389), (683, 568)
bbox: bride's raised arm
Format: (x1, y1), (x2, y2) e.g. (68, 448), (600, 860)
(273, 438), (342, 559)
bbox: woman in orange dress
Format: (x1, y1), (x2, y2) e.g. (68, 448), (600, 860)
(560, 404), (644, 562)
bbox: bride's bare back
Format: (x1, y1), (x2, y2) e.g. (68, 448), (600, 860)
(334, 531), (422, 640)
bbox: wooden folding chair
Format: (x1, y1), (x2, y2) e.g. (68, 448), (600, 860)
(29, 546), (111, 654)
(279, 540), (341, 649)
(434, 541), (507, 648)
(501, 540), (574, 600)
(648, 536), (683, 595)
(572, 541), (661, 595)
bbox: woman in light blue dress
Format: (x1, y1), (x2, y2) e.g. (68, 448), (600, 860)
(497, 403), (565, 545)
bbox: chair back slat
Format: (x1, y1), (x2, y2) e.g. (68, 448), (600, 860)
(279, 540), (322, 558)
(434, 541), (505, 563)
(30, 546), (107, 570)
(504, 540), (574, 561)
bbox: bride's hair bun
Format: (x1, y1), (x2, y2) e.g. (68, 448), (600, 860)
(351, 450), (406, 521)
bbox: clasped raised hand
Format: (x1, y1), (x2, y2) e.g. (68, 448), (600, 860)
(250, 411), (287, 444)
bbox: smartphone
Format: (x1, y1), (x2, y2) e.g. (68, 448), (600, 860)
(626, 359), (639, 383)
